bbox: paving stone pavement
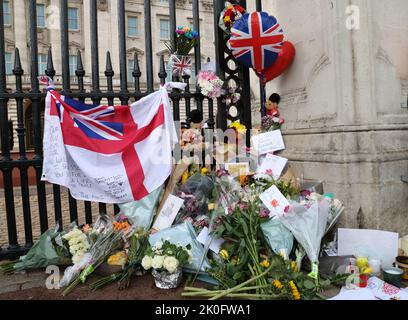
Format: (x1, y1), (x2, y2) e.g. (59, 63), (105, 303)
(0, 184), (115, 249)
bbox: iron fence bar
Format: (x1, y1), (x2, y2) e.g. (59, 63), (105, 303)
(132, 53), (141, 95)
(169, 0), (177, 82)
(29, 0), (48, 233)
(14, 48), (33, 245)
(0, 0), (18, 249)
(213, 0), (227, 130)
(118, 0), (128, 105)
(90, 0), (101, 101)
(105, 51), (114, 106)
(159, 55), (167, 86)
(256, 0), (262, 12)
(183, 73), (191, 120)
(255, 0), (266, 117)
(192, 0), (201, 72)
(144, 0), (154, 92)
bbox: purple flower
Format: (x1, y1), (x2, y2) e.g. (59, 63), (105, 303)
(259, 208), (269, 218)
(239, 203), (248, 211)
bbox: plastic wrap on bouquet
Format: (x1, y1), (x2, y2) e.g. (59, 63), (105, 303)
(149, 221), (210, 273)
(152, 268), (183, 289)
(279, 199), (330, 280)
(168, 55), (192, 77)
(261, 218), (293, 259)
(118, 186), (163, 230)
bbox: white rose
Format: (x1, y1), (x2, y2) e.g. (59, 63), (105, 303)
(151, 255), (165, 269)
(163, 256), (179, 273)
(155, 241), (163, 250)
(187, 250), (193, 264)
(141, 256), (153, 270)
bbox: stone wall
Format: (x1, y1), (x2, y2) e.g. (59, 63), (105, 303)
(254, 0), (408, 234)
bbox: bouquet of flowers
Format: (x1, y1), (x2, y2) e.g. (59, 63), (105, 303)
(261, 115), (285, 132)
(63, 226), (90, 264)
(142, 240), (192, 289)
(197, 71), (224, 99)
(0, 223), (72, 274)
(89, 228), (150, 291)
(166, 26), (199, 77)
(60, 215), (134, 296)
(218, 1), (246, 34)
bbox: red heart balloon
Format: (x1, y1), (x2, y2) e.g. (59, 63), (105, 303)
(258, 41), (296, 83)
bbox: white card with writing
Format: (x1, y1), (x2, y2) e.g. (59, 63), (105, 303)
(152, 195), (184, 231)
(259, 185), (290, 218)
(225, 162), (250, 177)
(251, 129), (285, 155)
(256, 154), (288, 180)
(196, 227), (225, 254)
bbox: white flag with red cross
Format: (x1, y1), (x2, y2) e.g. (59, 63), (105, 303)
(41, 84), (178, 203)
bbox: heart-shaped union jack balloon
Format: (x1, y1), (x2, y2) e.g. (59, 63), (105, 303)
(229, 12), (284, 73)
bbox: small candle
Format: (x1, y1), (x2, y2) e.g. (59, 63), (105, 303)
(383, 267), (404, 288)
(368, 259), (381, 274)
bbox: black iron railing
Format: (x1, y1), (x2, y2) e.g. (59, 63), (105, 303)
(0, 0), (253, 260)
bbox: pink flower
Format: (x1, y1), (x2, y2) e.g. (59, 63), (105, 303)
(265, 169), (273, 176)
(259, 208), (269, 218)
(284, 206), (290, 213)
(239, 203), (248, 211)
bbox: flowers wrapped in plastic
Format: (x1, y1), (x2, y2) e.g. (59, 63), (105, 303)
(278, 199), (330, 283)
(149, 221), (210, 273)
(173, 173), (214, 224)
(197, 71), (224, 99)
(0, 223), (71, 274)
(260, 218), (294, 260)
(118, 186), (163, 230)
(60, 215), (134, 295)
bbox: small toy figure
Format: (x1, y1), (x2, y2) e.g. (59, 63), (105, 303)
(187, 109), (203, 129)
(265, 93), (281, 117)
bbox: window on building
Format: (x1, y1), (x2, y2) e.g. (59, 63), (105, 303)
(127, 16), (138, 37)
(5, 52), (13, 75)
(38, 54), (47, 75)
(37, 4), (46, 28)
(160, 19), (170, 40)
(127, 59), (134, 83)
(160, 0), (169, 3)
(69, 55), (77, 76)
(3, 1), (11, 25)
(68, 7), (79, 30)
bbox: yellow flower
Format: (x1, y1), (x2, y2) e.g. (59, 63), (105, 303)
(208, 203), (216, 211)
(183, 27), (190, 32)
(224, 16), (231, 23)
(260, 259), (270, 268)
(362, 267), (373, 275)
(273, 280), (283, 290)
(291, 260), (297, 272)
(289, 280), (301, 300)
(201, 167), (209, 175)
(229, 121), (247, 134)
(219, 249), (229, 260)
(181, 170), (189, 184)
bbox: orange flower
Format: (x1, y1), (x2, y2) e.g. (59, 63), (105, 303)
(271, 199), (279, 208)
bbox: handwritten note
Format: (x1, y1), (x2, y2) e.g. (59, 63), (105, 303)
(152, 195), (184, 232)
(256, 154), (288, 180)
(251, 129), (285, 155)
(259, 185), (290, 218)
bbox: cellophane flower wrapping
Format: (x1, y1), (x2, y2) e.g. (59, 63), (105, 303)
(12, 223), (71, 272)
(278, 199), (330, 266)
(197, 71), (224, 99)
(118, 186), (163, 230)
(149, 221), (210, 273)
(261, 218), (294, 258)
(59, 215), (128, 288)
(173, 173), (214, 224)
(214, 169), (243, 213)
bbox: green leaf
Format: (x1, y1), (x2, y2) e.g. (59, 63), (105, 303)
(303, 279), (316, 290)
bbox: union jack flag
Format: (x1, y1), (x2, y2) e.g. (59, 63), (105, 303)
(229, 12), (284, 72)
(169, 55), (192, 77)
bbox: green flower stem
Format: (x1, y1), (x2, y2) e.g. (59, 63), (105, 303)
(62, 277), (81, 296)
(209, 265), (273, 300)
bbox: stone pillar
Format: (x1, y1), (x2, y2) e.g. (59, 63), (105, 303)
(264, 0), (408, 234)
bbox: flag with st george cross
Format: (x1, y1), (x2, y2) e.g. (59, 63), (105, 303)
(41, 80), (178, 203)
(229, 11), (284, 73)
